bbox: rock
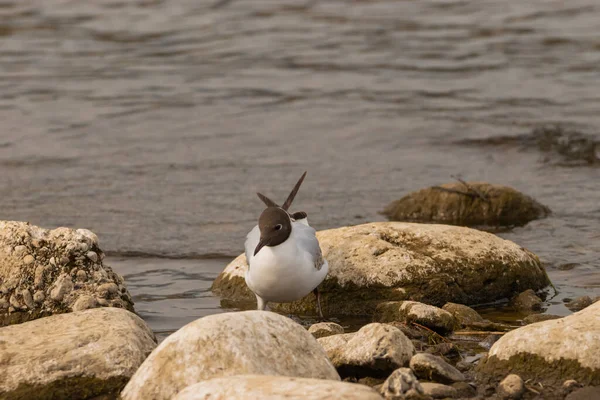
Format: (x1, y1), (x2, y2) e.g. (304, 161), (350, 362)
(0, 221), (132, 326)
(172, 375), (383, 400)
(375, 301), (455, 334)
(497, 374), (525, 399)
(0, 308), (156, 400)
(212, 222), (550, 315)
(72, 294), (99, 311)
(309, 321), (344, 339)
(523, 314), (562, 324)
(442, 303), (484, 327)
(477, 301), (600, 386)
(379, 368), (424, 399)
(451, 382), (476, 398)
(409, 353), (465, 384)
(511, 289), (543, 312)
(566, 386), (600, 400)
(562, 379), (581, 392)
(86, 251), (98, 262)
(565, 296), (593, 312)
(420, 382), (458, 399)
(381, 182), (550, 227)
(121, 311), (339, 400)
(97, 282), (119, 298)
(317, 323), (415, 379)
(478, 334), (502, 350)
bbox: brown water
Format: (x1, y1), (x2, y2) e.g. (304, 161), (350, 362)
(1, 0), (599, 340)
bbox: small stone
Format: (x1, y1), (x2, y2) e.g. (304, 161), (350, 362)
(0, 298), (8, 310)
(409, 353), (465, 384)
(562, 379), (580, 390)
(451, 382), (476, 398)
(511, 289), (543, 312)
(455, 361), (471, 372)
(9, 295), (22, 309)
(21, 289), (34, 309)
(420, 382), (458, 399)
(478, 334), (501, 350)
(60, 256), (70, 265)
(34, 265), (46, 289)
(72, 295), (98, 311)
(76, 228), (99, 246)
(31, 239), (42, 248)
(375, 301), (455, 334)
(97, 283), (119, 298)
(498, 374), (525, 399)
(97, 298), (109, 306)
(308, 322), (344, 339)
(49, 257), (57, 267)
(76, 270), (87, 282)
(13, 245), (27, 255)
(523, 314), (562, 324)
(33, 291), (45, 304)
(22, 255), (35, 265)
(50, 274), (74, 302)
(79, 242), (90, 253)
(379, 368), (424, 399)
(442, 303), (484, 327)
(86, 251), (98, 262)
(565, 296), (593, 312)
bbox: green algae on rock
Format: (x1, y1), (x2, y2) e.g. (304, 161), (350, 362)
(0, 221), (133, 326)
(212, 222), (551, 315)
(0, 308), (156, 400)
(381, 182), (550, 227)
(476, 301), (600, 387)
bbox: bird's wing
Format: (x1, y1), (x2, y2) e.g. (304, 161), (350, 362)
(292, 221), (325, 270)
(244, 225), (260, 266)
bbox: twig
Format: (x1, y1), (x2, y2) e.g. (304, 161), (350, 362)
(525, 385), (541, 395)
(451, 175), (490, 202)
(452, 331), (507, 335)
(411, 322), (452, 343)
(432, 186), (480, 199)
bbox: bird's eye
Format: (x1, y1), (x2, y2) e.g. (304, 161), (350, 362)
(274, 224), (282, 231)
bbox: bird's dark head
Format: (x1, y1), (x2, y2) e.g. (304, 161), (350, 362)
(254, 207), (292, 256)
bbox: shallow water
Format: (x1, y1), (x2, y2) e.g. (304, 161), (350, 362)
(1, 0), (599, 338)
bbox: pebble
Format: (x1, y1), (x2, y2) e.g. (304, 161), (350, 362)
(50, 275), (74, 302)
(497, 374), (525, 400)
(86, 251), (98, 263)
(21, 289), (34, 309)
(0, 298), (8, 310)
(22, 255), (35, 265)
(97, 283), (119, 298)
(34, 265), (46, 289)
(72, 295), (98, 311)
(13, 245), (27, 255)
(308, 322), (344, 339)
(409, 353), (465, 384)
(33, 291), (45, 304)
(76, 270), (88, 282)
(9, 295), (22, 309)
(420, 382), (458, 399)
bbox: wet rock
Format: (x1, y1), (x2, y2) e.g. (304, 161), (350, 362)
(212, 222), (550, 315)
(511, 289), (543, 312)
(0, 221), (133, 326)
(173, 375), (383, 400)
(317, 323), (415, 379)
(121, 311), (339, 400)
(381, 182), (550, 227)
(379, 368), (424, 399)
(523, 314), (562, 324)
(309, 321), (344, 339)
(409, 353), (465, 384)
(0, 308), (156, 400)
(477, 301), (600, 386)
(442, 303), (484, 327)
(497, 374), (524, 399)
(375, 301), (455, 334)
(420, 382), (458, 399)
(565, 296), (593, 312)
(565, 386), (600, 400)
(451, 382), (476, 398)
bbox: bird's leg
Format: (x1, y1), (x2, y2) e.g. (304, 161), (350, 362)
(256, 295), (268, 311)
(313, 287), (324, 319)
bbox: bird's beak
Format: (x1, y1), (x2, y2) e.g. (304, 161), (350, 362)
(254, 237), (268, 256)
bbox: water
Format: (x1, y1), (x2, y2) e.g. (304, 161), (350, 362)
(1, 0), (599, 339)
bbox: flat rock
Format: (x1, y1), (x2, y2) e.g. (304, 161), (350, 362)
(375, 301), (455, 334)
(317, 323), (415, 379)
(511, 289), (543, 312)
(442, 303), (484, 327)
(308, 321), (344, 339)
(409, 353), (465, 384)
(121, 311), (339, 400)
(498, 374), (525, 399)
(0, 221), (133, 326)
(420, 382), (458, 399)
(381, 182), (550, 227)
(0, 308), (156, 400)
(173, 375), (383, 400)
(477, 301), (600, 386)
(379, 368), (424, 399)
(212, 222), (550, 315)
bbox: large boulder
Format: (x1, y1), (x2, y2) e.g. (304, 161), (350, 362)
(477, 301), (600, 386)
(121, 311), (339, 400)
(0, 307), (156, 400)
(212, 222), (550, 315)
(173, 375), (383, 400)
(381, 182), (550, 227)
(0, 221), (133, 326)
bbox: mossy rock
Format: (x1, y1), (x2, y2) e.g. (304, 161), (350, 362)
(212, 222), (551, 315)
(381, 182), (550, 227)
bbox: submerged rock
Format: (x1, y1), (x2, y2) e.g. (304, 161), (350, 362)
(0, 308), (156, 400)
(317, 323), (415, 379)
(379, 368), (424, 399)
(212, 222), (550, 315)
(477, 301), (600, 386)
(0, 221), (133, 326)
(511, 289), (543, 312)
(381, 182), (550, 227)
(374, 301), (455, 334)
(121, 311), (339, 400)
(173, 375), (383, 400)
(565, 296), (593, 312)
(309, 321), (345, 339)
(409, 353), (465, 384)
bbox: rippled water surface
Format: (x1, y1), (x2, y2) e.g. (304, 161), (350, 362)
(1, 0), (599, 337)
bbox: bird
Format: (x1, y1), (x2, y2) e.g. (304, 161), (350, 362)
(244, 171), (329, 318)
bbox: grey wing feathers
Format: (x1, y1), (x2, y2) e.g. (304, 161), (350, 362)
(293, 222), (325, 270)
(244, 225), (260, 265)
